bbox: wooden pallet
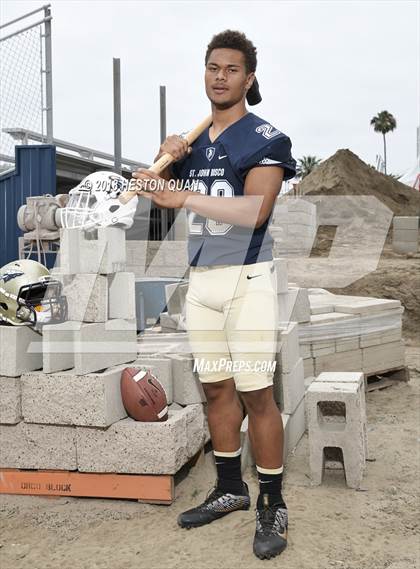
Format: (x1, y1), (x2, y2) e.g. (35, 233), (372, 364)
(365, 366), (409, 392)
(0, 469), (174, 504)
(0, 447), (206, 504)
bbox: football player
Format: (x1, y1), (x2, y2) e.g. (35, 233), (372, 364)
(133, 30), (296, 560)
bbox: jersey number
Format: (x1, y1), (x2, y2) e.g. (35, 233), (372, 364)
(188, 179), (234, 236)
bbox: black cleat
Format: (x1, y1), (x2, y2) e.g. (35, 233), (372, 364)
(253, 494), (288, 560)
(177, 482), (250, 529)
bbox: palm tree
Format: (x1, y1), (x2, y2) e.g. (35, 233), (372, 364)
(370, 111), (397, 175)
(296, 156), (322, 179)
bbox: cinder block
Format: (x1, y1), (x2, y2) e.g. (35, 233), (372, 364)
(159, 312), (178, 331)
(305, 382), (366, 488)
(274, 211), (315, 226)
(287, 224), (315, 238)
(108, 272), (136, 319)
(336, 337), (360, 353)
(309, 294), (337, 314)
(0, 422), (77, 470)
(273, 258), (288, 293)
(274, 357), (305, 414)
(392, 241), (418, 254)
(314, 349), (363, 375)
(299, 343), (312, 359)
(286, 198), (316, 216)
(278, 288), (311, 324)
(362, 340), (405, 374)
(282, 394), (306, 459)
(57, 273), (108, 322)
(0, 325), (42, 377)
(311, 304), (335, 315)
(334, 298), (401, 316)
(288, 287), (311, 323)
(304, 375), (316, 390)
(165, 282), (188, 316)
(315, 371), (364, 386)
(303, 357), (315, 378)
(59, 227), (126, 274)
(168, 402), (183, 411)
(73, 319), (137, 375)
(76, 410), (190, 474)
(393, 216), (419, 230)
(169, 354), (206, 405)
(278, 322), (300, 372)
(359, 327), (402, 348)
(310, 312), (358, 325)
(0, 376), (22, 424)
(42, 320), (78, 373)
(311, 341), (336, 357)
(21, 364), (130, 427)
(392, 229), (419, 243)
(137, 330), (192, 356)
(130, 356), (173, 403)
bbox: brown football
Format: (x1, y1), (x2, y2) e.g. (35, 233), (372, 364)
(120, 367), (168, 422)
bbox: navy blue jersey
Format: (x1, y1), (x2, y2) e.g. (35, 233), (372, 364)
(172, 112), (296, 266)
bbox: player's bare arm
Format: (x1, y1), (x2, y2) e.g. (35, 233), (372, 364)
(132, 166), (284, 228)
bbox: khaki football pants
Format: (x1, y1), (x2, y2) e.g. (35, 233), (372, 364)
(185, 260), (279, 392)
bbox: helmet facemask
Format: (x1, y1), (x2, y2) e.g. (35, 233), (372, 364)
(16, 277), (68, 327)
(61, 172), (138, 230)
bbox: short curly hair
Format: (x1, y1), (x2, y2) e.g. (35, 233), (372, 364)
(205, 30), (257, 74)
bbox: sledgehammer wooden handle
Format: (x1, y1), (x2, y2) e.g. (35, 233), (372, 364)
(120, 115), (212, 204)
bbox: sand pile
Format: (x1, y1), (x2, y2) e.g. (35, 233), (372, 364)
(298, 149), (420, 216)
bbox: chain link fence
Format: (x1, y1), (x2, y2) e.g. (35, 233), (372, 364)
(0, 5), (52, 173)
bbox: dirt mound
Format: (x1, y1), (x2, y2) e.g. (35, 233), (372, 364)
(298, 149), (420, 216)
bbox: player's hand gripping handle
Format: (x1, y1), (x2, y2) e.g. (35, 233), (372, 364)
(119, 115), (212, 204)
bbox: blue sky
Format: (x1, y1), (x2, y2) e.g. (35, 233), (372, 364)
(2, 0), (419, 175)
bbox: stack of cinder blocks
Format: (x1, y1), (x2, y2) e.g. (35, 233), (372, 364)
(392, 216), (419, 254)
(0, 227), (209, 477)
(273, 258), (307, 461)
(271, 198), (317, 257)
(299, 289), (405, 380)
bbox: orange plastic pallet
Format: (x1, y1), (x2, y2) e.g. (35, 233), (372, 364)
(0, 468), (174, 504)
